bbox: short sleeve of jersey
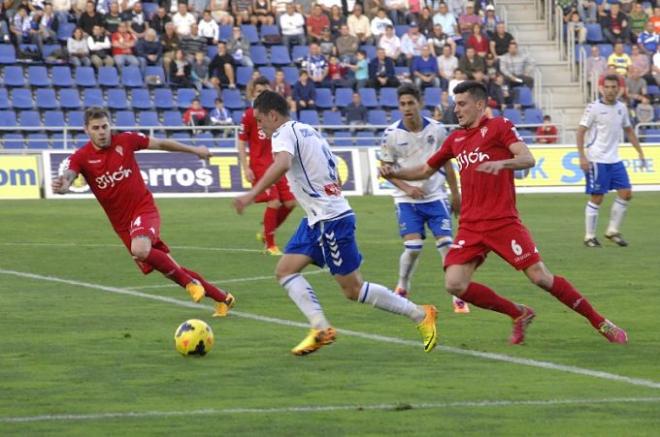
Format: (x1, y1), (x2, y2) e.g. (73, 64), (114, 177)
(620, 103), (632, 128)
(271, 123), (296, 156)
(499, 117), (524, 148)
(379, 128), (397, 163)
(427, 135), (454, 169)
(117, 131), (150, 152)
(66, 148), (83, 174)
(238, 110), (251, 141)
(579, 103), (596, 128)
(433, 122), (448, 149)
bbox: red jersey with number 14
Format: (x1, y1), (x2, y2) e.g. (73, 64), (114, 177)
(239, 107), (273, 170)
(427, 116), (524, 230)
(67, 132), (155, 231)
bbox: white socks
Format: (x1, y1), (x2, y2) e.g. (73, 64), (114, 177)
(585, 201), (600, 239)
(607, 198), (629, 235)
(435, 236), (453, 261)
(396, 239), (423, 291)
(358, 281), (426, 323)
(280, 274), (330, 329)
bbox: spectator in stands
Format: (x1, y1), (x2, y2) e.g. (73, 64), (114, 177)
(183, 98), (209, 132)
(577, 0), (597, 24)
(36, 3), (58, 46)
(209, 41), (236, 88)
(88, 24), (114, 68)
(499, 41), (535, 88)
(227, 26), (253, 68)
(608, 41), (632, 76)
(411, 44), (440, 89)
(482, 4), (500, 38)
(280, 3), (305, 48)
(654, 44), (660, 85)
(172, 3), (196, 37)
(629, 2), (648, 42)
(458, 46), (485, 79)
(433, 2), (458, 40)
(566, 10), (586, 44)
(302, 42), (329, 86)
(198, 10), (219, 45)
(210, 97), (233, 136)
(231, 0), (251, 25)
(336, 23), (359, 63)
(162, 22), (180, 78)
(586, 44), (607, 88)
(440, 91), (458, 124)
(251, 0), (274, 26)
(344, 91), (367, 125)
(136, 28), (163, 72)
(458, 2), (480, 39)
(328, 5), (346, 39)
(188, 0), (211, 16)
(630, 44), (651, 81)
(626, 65), (647, 107)
(384, 0), (409, 25)
(170, 48), (193, 87)
(635, 95), (654, 124)
(401, 22), (427, 65)
(467, 23), (489, 57)
(371, 8), (393, 41)
(447, 67), (465, 97)
(67, 26), (91, 66)
(191, 51), (211, 89)
(601, 3), (630, 45)
(437, 43), (457, 90)
(487, 72), (508, 110)
(484, 52), (499, 80)
(428, 23), (456, 56)
(637, 21), (658, 56)
(318, 27), (335, 57)
(72, 0), (87, 18)
(104, 1), (122, 33)
(77, 1), (102, 36)
(368, 47), (399, 88)
(651, 7), (660, 34)
(52, 0), (72, 29)
(327, 55), (354, 90)
(347, 3), (371, 44)
(210, 0), (234, 26)
(489, 22), (514, 57)
(535, 115), (558, 144)
(378, 24), (403, 64)
(271, 68), (296, 111)
(417, 7), (434, 36)
(293, 70), (316, 113)
(9, 6), (35, 54)
(149, 6), (171, 35)
(307, 4), (329, 43)
(447, 0), (465, 17)
(350, 49), (369, 88)
(123, 1), (147, 39)
(180, 23), (206, 61)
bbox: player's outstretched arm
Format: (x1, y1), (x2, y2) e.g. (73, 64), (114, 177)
(148, 137), (212, 160)
(51, 169), (78, 194)
(624, 126), (647, 168)
(476, 142), (535, 175)
(233, 151), (292, 214)
(379, 163), (436, 181)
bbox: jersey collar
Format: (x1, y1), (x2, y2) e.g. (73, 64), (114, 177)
(398, 116), (430, 132)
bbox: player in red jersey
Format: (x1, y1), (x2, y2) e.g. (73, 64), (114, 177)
(51, 107), (235, 316)
(380, 81), (628, 344)
(238, 76), (296, 256)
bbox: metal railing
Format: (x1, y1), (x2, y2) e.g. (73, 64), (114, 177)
(634, 123), (660, 141)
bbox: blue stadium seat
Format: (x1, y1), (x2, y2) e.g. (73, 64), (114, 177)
(44, 110), (66, 127)
(270, 45), (292, 66)
(137, 110), (160, 126)
(647, 84), (659, 96)
(171, 132), (191, 140)
(282, 66), (299, 84)
(503, 108), (523, 124)
(200, 88), (220, 109)
(423, 87), (442, 108)
(394, 66), (409, 78)
(52, 66), (74, 87)
(315, 88), (334, 109)
(515, 86), (534, 107)
(322, 110), (343, 125)
(83, 88), (104, 107)
(68, 111), (85, 127)
(0, 110), (16, 126)
(655, 106), (660, 121)
(51, 133), (66, 149)
(177, 88), (197, 109)
(517, 129), (534, 142)
(368, 110), (388, 125)
(231, 110), (244, 124)
(36, 89), (59, 109)
(586, 24), (604, 43)
(356, 131), (376, 146)
(42, 44), (62, 62)
(299, 110), (320, 125)
(379, 88), (398, 109)
(4, 66), (25, 87)
(154, 88), (174, 109)
(75, 66), (97, 87)
(130, 89), (152, 110)
(236, 66), (254, 87)
(360, 44), (376, 59)
(107, 88), (129, 110)
(121, 66), (144, 87)
(524, 108), (544, 124)
(258, 66), (276, 81)
(142, 1), (158, 18)
(358, 88), (378, 108)
(57, 22), (76, 42)
(335, 88), (354, 107)
(19, 110), (41, 127)
(3, 133), (25, 149)
(240, 25), (259, 44)
(219, 25), (232, 42)
(72, 134), (90, 148)
(27, 133), (49, 149)
(251, 45), (269, 66)
(207, 45), (218, 59)
(597, 43), (613, 58)
(0, 44), (16, 64)
(260, 25), (280, 41)
(291, 45), (308, 62)
(395, 25), (409, 37)
(216, 137), (235, 147)
(115, 110), (137, 127)
(12, 89), (34, 110)
(28, 66), (50, 87)
(222, 89), (244, 110)
(641, 128), (660, 143)
(455, 45), (465, 58)
(0, 88), (10, 109)
(162, 110), (184, 127)
(491, 108), (501, 117)
(98, 67), (120, 87)
(192, 131), (214, 147)
(390, 109), (402, 121)
(144, 66), (166, 86)
(333, 131), (353, 146)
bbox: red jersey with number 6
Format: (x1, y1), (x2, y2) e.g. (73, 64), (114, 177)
(67, 132), (155, 231)
(427, 116), (524, 230)
(239, 107), (273, 171)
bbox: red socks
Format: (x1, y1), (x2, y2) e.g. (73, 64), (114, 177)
(460, 282), (523, 319)
(544, 276), (605, 329)
(263, 207), (279, 247)
(276, 205), (294, 227)
(144, 248), (192, 287)
(182, 268), (227, 303)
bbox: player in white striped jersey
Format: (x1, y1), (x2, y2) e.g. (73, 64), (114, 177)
(380, 84), (468, 313)
(232, 90), (438, 356)
(577, 75), (646, 248)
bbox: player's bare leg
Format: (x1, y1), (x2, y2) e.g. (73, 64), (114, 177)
(524, 261), (627, 343)
(335, 269), (438, 352)
(435, 236), (469, 313)
(604, 188), (632, 247)
(446, 261), (531, 344)
(585, 194), (604, 247)
(276, 254), (335, 355)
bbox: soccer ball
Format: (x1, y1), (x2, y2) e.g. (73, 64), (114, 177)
(174, 319), (214, 356)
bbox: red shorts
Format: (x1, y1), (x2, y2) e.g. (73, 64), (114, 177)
(444, 220), (542, 271)
(116, 210), (170, 275)
(252, 166), (295, 203)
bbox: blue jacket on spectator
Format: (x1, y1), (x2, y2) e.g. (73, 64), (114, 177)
(293, 79), (316, 102)
(368, 56), (396, 79)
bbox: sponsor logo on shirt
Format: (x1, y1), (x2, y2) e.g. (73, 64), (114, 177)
(455, 147), (490, 171)
(95, 165), (132, 190)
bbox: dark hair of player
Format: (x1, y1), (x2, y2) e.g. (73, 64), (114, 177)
(397, 83), (422, 102)
(453, 80), (488, 102)
(253, 90), (289, 116)
(603, 74), (620, 85)
(84, 107), (111, 126)
(253, 76), (271, 87)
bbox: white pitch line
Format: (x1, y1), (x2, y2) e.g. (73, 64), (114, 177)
(0, 242), (263, 253)
(2, 268), (660, 391)
(2, 397), (660, 424)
